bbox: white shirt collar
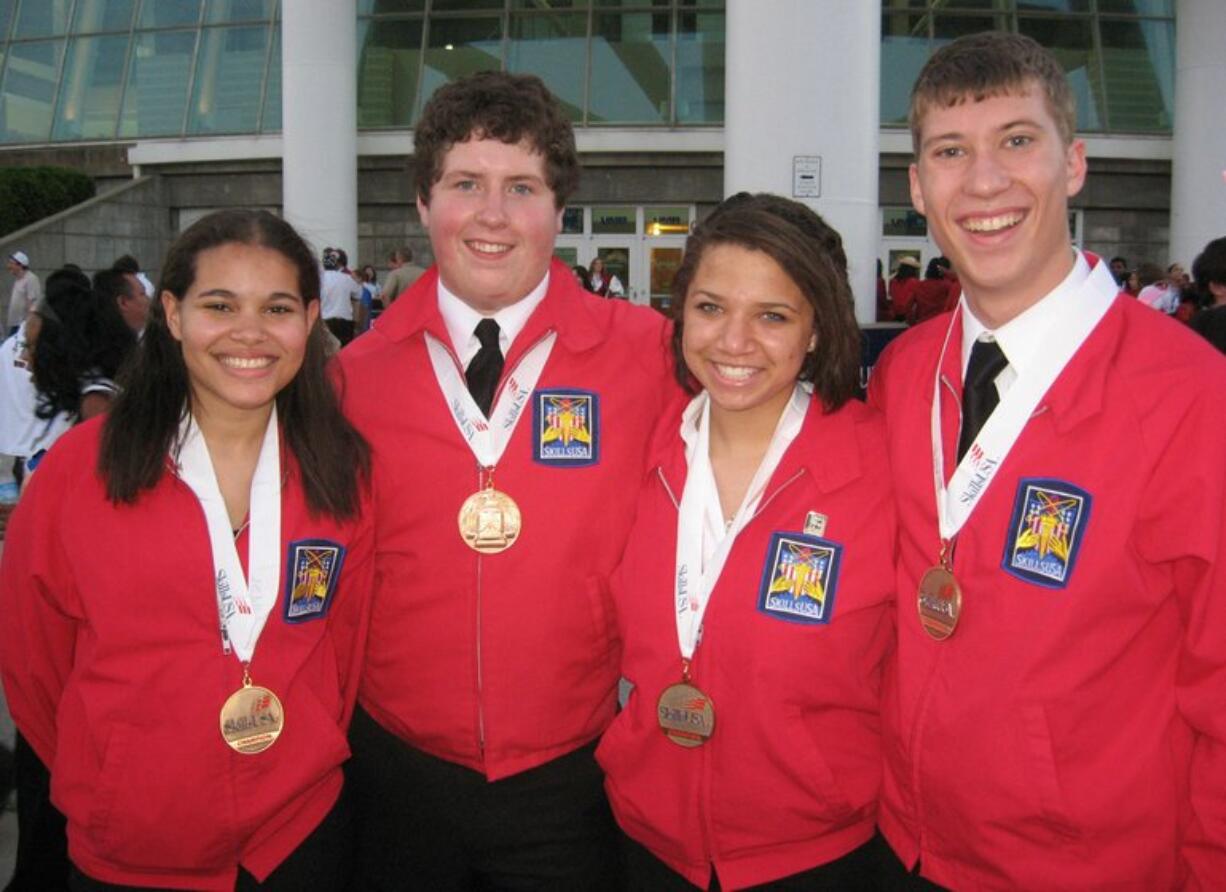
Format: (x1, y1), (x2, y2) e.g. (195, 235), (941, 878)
(960, 249), (1091, 380)
(438, 273), (550, 368)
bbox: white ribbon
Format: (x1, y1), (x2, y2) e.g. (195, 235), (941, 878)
(931, 257), (1119, 542)
(177, 406), (282, 663)
(673, 386), (809, 662)
(424, 331), (555, 469)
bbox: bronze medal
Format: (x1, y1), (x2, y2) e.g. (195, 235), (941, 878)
(657, 682), (715, 747)
(458, 487), (521, 554)
(220, 679), (284, 754)
(917, 565), (962, 640)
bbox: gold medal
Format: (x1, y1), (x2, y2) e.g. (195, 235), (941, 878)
(917, 565), (962, 640)
(458, 486), (521, 554)
(219, 672), (284, 754)
(657, 682), (715, 747)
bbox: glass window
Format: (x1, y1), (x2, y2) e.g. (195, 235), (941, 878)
(0, 39), (65, 142)
(205, 0), (274, 24)
(0, 0), (13, 43)
(1016, 16), (1103, 131)
(261, 26), (280, 131)
(592, 205), (636, 234)
(513, 0), (589, 8)
(882, 208), (927, 238)
(1097, 0), (1172, 14)
(590, 11), (670, 124)
(119, 29), (195, 137)
(53, 34), (128, 139)
(1015, 0), (1091, 10)
(593, 0), (670, 7)
(357, 16), (423, 128)
(675, 9), (722, 123)
(140, 0), (202, 28)
(358, 0), (427, 13)
(418, 16), (503, 114)
(72, 1), (136, 33)
(880, 11), (929, 125)
(14, 0), (72, 38)
(431, 0), (505, 10)
(187, 25), (269, 134)
(932, 13), (1009, 42)
(645, 206), (689, 235)
(561, 206), (584, 234)
(508, 13), (587, 122)
(1098, 17), (1173, 132)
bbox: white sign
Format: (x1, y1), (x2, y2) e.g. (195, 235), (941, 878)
(792, 156), (821, 198)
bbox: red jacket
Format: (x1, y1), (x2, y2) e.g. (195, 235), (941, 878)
(0, 418), (374, 890)
(336, 260), (675, 779)
(868, 295), (1226, 890)
(597, 393), (894, 890)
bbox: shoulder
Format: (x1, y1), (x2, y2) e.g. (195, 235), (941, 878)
(1112, 296), (1226, 393)
(27, 416), (104, 488)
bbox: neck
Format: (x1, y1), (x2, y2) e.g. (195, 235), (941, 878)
(965, 248), (1076, 330)
(194, 399), (273, 456)
(707, 392), (789, 462)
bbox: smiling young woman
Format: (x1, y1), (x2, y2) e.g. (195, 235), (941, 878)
(0, 209), (375, 891)
(596, 193), (897, 890)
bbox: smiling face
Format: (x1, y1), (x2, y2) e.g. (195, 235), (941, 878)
(163, 242), (319, 425)
(417, 136), (563, 313)
(682, 243), (816, 428)
(909, 86), (1086, 327)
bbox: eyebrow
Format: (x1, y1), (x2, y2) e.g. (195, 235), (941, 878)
(443, 169), (546, 183)
(193, 288), (303, 302)
(923, 117), (1045, 150)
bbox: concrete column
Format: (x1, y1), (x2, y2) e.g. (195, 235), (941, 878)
(724, 0), (881, 323)
(281, 1), (357, 261)
(1170, 0), (1226, 267)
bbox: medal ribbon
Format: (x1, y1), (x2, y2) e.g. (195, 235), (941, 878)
(177, 406), (282, 663)
(425, 331), (556, 469)
(931, 256), (1118, 541)
(673, 386), (809, 663)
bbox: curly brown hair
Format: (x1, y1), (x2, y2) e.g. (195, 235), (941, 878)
(413, 71), (579, 209)
(670, 193), (861, 412)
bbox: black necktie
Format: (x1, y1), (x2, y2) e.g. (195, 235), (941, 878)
(466, 318), (503, 417)
(957, 338), (1009, 462)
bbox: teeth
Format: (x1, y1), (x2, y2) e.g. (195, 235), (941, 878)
(715, 364), (756, 381)
(469, 241), (511, 255)
(220, 356), (273, 369)
(962, 213), (1023, 233)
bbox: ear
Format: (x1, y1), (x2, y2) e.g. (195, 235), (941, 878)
(808, 331), (818, 353)
(162, 291), (183, 340)
(306, 299), (321, 329)
(908, 162), (927, 217)
(1065, 138), (1088, 198)
(416, 194), (431, 230)
(555, 205), (564, 234)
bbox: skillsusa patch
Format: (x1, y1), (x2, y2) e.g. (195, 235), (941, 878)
(757, 532), (842, 625)
(283, 539), (346, 623)
(532, 389), (599, 467)
(1002, 478), (1091, 588)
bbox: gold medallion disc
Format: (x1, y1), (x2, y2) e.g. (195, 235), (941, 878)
(917, 565), (963, 641)
(458, 488), (522, 554)
(220, 683), (284, 754)
(657, 682), (715, 747)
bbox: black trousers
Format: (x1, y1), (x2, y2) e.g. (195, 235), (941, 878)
(622, 831), (900, 892)
(325, 318), (354, 346)
(67, 783), (354, 891)
(346, 706), (622, 891)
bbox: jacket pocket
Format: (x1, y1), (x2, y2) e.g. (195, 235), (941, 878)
(1018, 704), (1079, 840)
(583, 574), (618, 663)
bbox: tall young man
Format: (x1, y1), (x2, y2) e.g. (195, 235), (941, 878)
(870, 32), (1226, 890)
(337, 72), (673, 889)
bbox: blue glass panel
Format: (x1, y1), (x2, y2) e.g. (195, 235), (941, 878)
(140, 0), (202, 28)
(881, 11), (928, 127)
(0, 0), (13, 42)
(14, 0), (71, 38)
(205, 0), (273, 23)
(675, 9), (722, 123)
(358, 17), (423, 128)
(53, 34), (129, 139)
(262, 25), (280, 130)
(1017, 15), (1103, 132)
(187, 25), (269, 134)
(1097, 1), (1172, 15)
(358, 0), (427, 12)
(1098, 17), (1173, 132)
(119, 29), (195, 136)
(507, 13), (586, 122)
(589, 11), (670, 123)
(0, 39), (64, 142)
(417, 16), (503, 116)
(72, 0), (135, 33)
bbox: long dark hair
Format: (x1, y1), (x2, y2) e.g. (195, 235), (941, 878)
(31, 267), (136, 420)
(669, 192), (861, 412)
(98, 209), (371, 520)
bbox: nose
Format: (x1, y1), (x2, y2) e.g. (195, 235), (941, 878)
(475, 188), (509, 227)
(230, 307), (268, 343)
(715, 310), (752, 354)
(965, 148), (1010, 198)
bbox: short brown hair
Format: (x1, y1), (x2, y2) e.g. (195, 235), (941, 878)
(670, 193), (861, 412)
(909, 31), (1076, 154)
(413, 71), (579, 209)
